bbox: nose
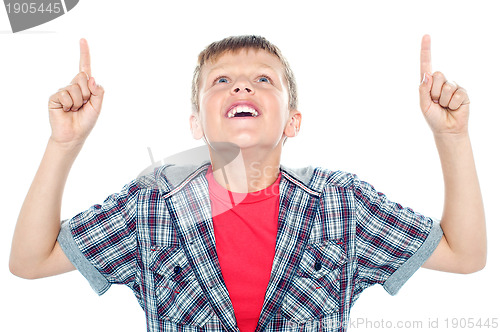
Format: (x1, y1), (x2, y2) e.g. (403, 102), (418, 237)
(233, 87), (252, 93)
(231, 77), (254, 95)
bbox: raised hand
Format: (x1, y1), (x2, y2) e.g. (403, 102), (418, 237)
(419, 35), (470, 136)
(48, 38), (105, 145)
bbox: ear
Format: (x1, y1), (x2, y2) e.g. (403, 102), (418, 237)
(284, 110), (302, 138)
(190, 114), (204, 140)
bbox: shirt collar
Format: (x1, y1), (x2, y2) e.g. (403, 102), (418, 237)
(150, 160), (321, 198)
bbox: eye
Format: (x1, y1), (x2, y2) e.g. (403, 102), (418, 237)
(214, 76), (229, 84)
(257, 75), (272, 83)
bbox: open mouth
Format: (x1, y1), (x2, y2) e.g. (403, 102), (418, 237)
(226, 105), (259, 118)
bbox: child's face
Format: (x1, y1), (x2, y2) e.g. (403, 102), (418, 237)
(191, 49), (300, 153)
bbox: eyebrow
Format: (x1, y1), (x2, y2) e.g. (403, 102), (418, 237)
(207, 63), (278, 76)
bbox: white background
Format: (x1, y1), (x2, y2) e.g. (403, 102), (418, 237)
(1, 1), (498, 331)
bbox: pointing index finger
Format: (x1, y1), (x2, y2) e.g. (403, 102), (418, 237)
(420, 34), (432, 81)
(79, 38), (91, 78)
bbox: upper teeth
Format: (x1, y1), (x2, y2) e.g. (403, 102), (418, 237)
(227, 105), (259, 118)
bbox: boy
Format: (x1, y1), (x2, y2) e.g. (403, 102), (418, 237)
(10, 35), (486, 331)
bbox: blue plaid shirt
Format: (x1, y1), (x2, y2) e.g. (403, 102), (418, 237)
(58, 161), (442, 332)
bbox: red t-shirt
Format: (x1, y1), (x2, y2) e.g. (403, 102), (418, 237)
(207, 167), (280, 332)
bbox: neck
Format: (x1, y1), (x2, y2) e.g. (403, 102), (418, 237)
(209, 145), (282, 193)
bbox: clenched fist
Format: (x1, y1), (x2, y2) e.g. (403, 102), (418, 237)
(48, 38), (105, 146)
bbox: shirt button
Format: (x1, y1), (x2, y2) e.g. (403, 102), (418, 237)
(173, 266), (182, 274)
(314, 261), (322, 271)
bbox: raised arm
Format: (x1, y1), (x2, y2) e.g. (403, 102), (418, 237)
(9, 39), (105, 279)
(418, 35), (486, 273)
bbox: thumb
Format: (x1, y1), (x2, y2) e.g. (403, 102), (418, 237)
(419, 72), (433, 113)
(88, 77), (105, 113)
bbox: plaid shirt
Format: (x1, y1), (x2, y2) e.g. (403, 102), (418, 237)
(58, 161), (442, 332)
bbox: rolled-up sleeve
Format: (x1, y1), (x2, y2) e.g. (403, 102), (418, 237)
(57, 179), (141, 295)
(353, 176), (443, 296)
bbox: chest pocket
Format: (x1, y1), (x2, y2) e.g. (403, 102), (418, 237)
(280, 240), (347, 324)
(148, 246), (214, 327)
